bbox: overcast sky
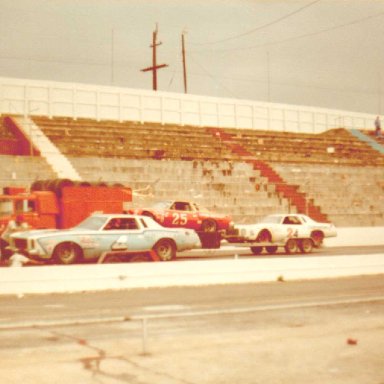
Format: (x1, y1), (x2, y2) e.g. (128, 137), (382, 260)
(1, 0), (384, 114)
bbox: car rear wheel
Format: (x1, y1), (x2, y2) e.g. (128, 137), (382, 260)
(53, 242), (83, 264)
(153, 239), (176, 261)
(284, 238), (299, 254)
(256, 229), (272, 243)
(201, 219), (218, 233)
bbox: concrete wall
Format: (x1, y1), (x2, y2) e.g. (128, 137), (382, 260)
(0, 76), (375, 134)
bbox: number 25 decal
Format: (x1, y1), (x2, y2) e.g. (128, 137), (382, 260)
(287, 228), (298, 238)
(172, 213), (188, 225)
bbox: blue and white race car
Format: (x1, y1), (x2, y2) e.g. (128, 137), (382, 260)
(9, 214), (202, 264)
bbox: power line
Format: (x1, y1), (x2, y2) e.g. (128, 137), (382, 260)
(191, 10), (384, 53)
(188, 53), (239, 98)
(190, 0), (321, 46)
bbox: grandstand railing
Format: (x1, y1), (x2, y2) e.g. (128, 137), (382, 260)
(0, 76), (376, 134)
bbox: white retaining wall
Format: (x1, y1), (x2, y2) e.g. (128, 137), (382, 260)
(0, 76), (376, 134)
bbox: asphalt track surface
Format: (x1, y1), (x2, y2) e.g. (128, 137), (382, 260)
(179, 244), (384, 260)
(0, 245), (383, 384)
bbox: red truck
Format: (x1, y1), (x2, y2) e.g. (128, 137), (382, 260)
(0, 179), (132, 257)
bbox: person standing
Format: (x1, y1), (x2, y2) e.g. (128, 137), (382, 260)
(374, 115), (382, 137)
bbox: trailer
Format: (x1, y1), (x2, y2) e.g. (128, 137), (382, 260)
(243, 236), (315, 255)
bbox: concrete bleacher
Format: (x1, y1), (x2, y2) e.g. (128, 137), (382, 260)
(0, 155), (57, 190)
(31, 116), (236, 161)
(274, 163), (384, 226)
(70, 157), (290, 224)
(209, 126), (384, 166)
(0, 117), (57, 190)
(1, 114), (384, 226)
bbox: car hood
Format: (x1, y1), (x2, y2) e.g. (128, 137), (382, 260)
(10, 228), (90, 239)
(234, 222), (274, 230)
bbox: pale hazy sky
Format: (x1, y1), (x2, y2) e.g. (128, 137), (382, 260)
(1, 0), (384, 114)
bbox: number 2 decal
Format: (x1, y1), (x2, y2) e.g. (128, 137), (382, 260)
(172, 213), (188, 225)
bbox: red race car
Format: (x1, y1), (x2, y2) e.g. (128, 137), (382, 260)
(129, 200), (233, 233)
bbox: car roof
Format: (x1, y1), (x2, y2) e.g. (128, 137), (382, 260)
(91, 213), (145, 219)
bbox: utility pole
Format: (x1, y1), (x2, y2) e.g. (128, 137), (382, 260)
(181, 31), (188, 94)
(141, 25), (168, 91)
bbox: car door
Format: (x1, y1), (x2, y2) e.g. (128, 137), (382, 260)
(164, 201), (197, 229)
(281, 215), (301, 239)
(102, 217), (150, 253)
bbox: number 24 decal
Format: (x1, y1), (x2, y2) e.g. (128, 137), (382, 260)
(172, 213), (188, 225)
(287, 228), (298, 238)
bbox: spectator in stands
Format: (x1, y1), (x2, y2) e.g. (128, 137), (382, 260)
(374, 115), (382, 138)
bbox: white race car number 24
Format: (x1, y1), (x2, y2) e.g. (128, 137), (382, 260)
(287, 228), (299, 238)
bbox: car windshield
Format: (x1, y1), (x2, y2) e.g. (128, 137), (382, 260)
(74, 216), (108, 230)
(151, 201), (172, 210)
(259, 215), (282, 224)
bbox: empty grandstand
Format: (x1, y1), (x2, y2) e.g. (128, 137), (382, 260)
(1, 78), (383, 227)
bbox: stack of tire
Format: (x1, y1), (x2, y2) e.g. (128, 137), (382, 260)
(31, 179), (124, 196)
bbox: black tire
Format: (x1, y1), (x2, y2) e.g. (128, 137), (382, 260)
(78, 181), (92, 187)
(265, 245), (278, 254)
(299, 238), (313, 253)
(153, 239), (176, 261)
(250, 246), (263, 255)
(201, 219), (218, 233)
(47, 179), (74, 196)
(30, 179), (47, 191)
(311, 231), (324, 248)
(284, 238), (299, 254)
(53, 242), (83, 264)
(256, 229), (272, 243)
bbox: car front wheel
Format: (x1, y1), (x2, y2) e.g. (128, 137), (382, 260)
(201, 219), (218, 233)
(53, 242), (83, 264)
(153, 239), (176, 261)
